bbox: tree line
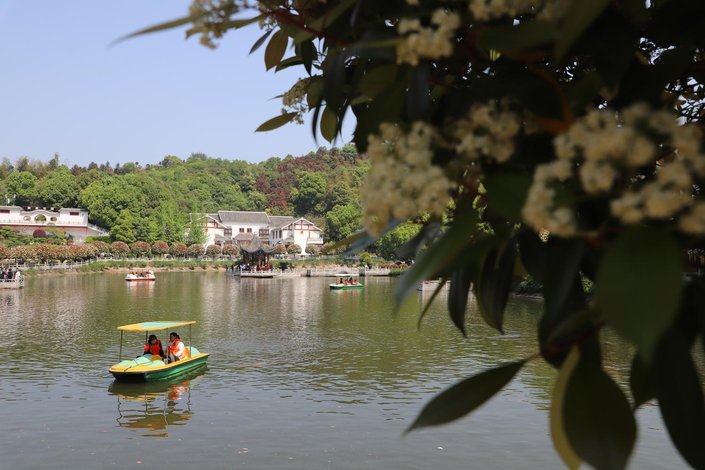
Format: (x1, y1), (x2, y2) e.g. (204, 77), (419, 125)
(0, 146), (367, 245)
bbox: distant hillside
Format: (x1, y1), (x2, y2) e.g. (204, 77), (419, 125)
(0, 145), (367, 244)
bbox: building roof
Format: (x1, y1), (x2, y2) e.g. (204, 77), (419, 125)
(269, 215), (295, 228)
(240, 235), (274, 254)
(280, 217), (324, 232)
(234, 232), (256, 241)
(218, 211), (271, 224)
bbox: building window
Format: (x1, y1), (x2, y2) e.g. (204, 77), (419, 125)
(24, 215), (31, 221)
(70, 211), (79, 216)
(0, 209), (9, 214)
(50, 217), (57, 222)
(239, 228), (245, 233)
(35, 215), (46, 222)
(247, 228), (252, 233)
(224, 228), (232, 237)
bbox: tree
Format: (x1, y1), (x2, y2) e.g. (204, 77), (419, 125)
(110, 210), (137, 244)
(185, 214), (207, 245)
(273, 242), (287, 255)
(376, 222), (422, 261)
(110, 241), (130, 258)
(188, 243), (204, 258)
(130, 241), (152, 257)
(222, 244), (240, 258)
(151, 241), (169, 256)
(324, 204), (361, 243)
(169, 242), (188, 258)
(3, 171), (37, 205)
(206, 244), (222, 259)
(287, 244), (301, 255)
(139, 1), (705, 466)
(294, 171), (327, 215)
(35, 167), (78, 207)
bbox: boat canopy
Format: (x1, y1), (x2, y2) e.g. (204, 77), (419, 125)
(334, 273), (359, 277)
(117, 321), (196, 332)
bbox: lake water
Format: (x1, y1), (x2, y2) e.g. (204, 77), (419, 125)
(0, 272), (688, 469)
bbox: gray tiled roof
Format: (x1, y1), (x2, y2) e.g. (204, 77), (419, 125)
(218, 211), (270, 224)
(269, 215), (295, 228)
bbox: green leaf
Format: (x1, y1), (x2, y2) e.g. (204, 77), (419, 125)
(555, 0), (612, 60)
(320, 106), (338, 142)
(113, 12), (207, 45)
(301, 39), (317, 75)
(393, 209), (479, 308)
(359, 64), (399, 98)
(653, 329), (705, 469)
(629, 353), (654, 410)
(550, 347), (582, 470)
(255, 112), (298, 132)
(564, 354), (637, 470)
(479, 21), (558, 51)
(249, 29), (273, 55)
(544, 237), (584, 320)
(417, 278), (448, 329)
(406, 361), (525, 433)
(518, 230), (547, 283)
(265, 30), (288, 70)
(596, 227), (683, 359)
(447, 264), (474, 336)
(474, 236), (517, 333)
(483, 173), (532, 222)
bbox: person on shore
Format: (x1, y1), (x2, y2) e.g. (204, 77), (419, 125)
(167, 332), (188, 363)
(143, 334), (165, 359)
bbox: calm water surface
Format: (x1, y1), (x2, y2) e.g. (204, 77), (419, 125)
(0, 272), (687, 469)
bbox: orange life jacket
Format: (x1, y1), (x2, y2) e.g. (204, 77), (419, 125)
(169, 338), (188, 360)
(144, 340), (163, 356)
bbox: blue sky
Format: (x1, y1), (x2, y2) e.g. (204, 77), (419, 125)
(0, 0), (353, 168)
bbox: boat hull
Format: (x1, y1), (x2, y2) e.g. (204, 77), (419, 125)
(329, 283), (363, 290)
(110, 353), (209, 383)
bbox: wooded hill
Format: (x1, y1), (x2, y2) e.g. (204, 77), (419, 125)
(0, 145), (367, 244)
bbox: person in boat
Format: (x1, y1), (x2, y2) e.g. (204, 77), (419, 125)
(167, 332), (188, 363)
(143, 334), (165, 359)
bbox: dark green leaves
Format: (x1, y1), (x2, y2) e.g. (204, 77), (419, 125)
(653, 330), (705, 469)
(447, 264), (473, 335)
(555, 0), (612, 59)
(563, 350), (637, 470)
(480, 21), (558, 51)
(596, 227), (683, 359)
(265, 30), (288, 70)
(483, 173), (532, 222)
(406, 361), (525, 433)
(320, 106), (338, 142)
(474, 237), (517, 333)
(255, 112), (298, 132)
(393, 209), (478, 307)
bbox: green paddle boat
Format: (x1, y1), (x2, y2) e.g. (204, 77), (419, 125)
(109, 321), (209, 383)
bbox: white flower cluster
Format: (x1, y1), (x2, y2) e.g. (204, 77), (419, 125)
(468, 0), (567, 22)
(522, 103), (705, 236)
(281, 77), (312, 124)
(453, 101), (521, 165)
(362, 122), (453, 237)
(396, 9), (461, 66)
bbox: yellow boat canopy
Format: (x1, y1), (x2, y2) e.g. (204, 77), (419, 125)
(117, 321), (196, 332)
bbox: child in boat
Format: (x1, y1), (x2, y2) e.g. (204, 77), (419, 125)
(143, 334), (165, 359)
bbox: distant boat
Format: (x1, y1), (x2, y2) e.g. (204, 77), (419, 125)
(0, 271), (24, 289)
(329, 273), (363, 290)
(125, 270), (156, 282)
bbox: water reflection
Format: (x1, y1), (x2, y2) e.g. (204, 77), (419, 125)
(108, 366), (207, 438)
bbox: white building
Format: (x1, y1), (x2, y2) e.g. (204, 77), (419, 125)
(0, 206), (109, 244)
(199, 211), (324, 252)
